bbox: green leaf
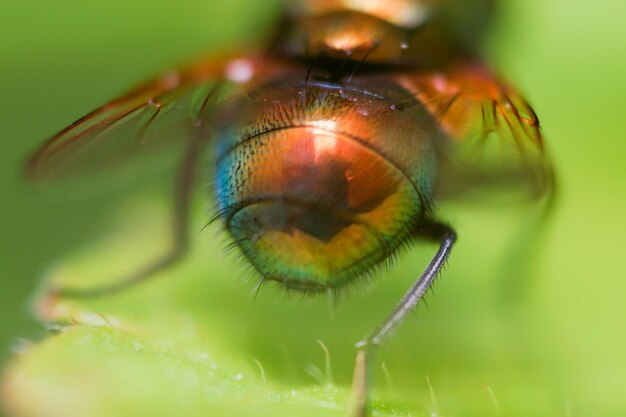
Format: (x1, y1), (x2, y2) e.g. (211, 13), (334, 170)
(0, 198), (581, 417)
(1, 200), (413, 417)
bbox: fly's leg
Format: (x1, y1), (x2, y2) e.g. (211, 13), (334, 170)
(350, 223), (457, 417)
(49, 137), (204, 299)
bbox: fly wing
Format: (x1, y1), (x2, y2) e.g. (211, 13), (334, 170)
(398, 62), (555, 203)
(25, 54), (274, 181)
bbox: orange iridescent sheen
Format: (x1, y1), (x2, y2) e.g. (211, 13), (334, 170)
(216, 80), (439, 289)
(292, 0), (495, 60)
(407, 63), (541, 144)
(280, 11), (411, 65)
(298, 0), (429, 28)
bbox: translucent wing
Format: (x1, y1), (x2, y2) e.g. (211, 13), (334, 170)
(398, 62), (555, 202)
(25, 54), (273, 180)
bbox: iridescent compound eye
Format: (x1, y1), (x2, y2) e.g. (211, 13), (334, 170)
(215, 81), (439, 291)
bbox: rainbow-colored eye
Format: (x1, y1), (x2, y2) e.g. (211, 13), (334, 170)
(215, 81), (438, 290)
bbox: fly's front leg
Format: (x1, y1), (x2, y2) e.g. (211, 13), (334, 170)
(48, 137), (205, 299)
(350, 223), (457, 417)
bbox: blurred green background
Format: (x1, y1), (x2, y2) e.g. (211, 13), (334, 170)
(1, 0), (625, 416)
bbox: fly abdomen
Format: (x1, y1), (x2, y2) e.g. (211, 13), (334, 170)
(215, 80), (440, 290)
